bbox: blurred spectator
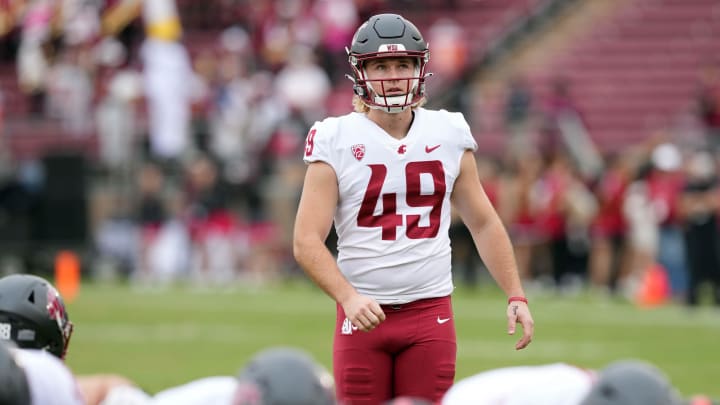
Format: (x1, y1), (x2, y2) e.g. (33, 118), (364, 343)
(183, 154), (246, 284)
(647, 142), (687, 297)
(209, 48), (286, 222)
(588, 152), (633, 294)
(539, 76), (581, 156)
(622, 159), (660, 298)
(503, 76), (534, 157)
(140, 0), (193, 161)
(314, 0), (357, 81)
(95, 40), (143, 171)
(188, 47), (216, 152)
(134, 160), (190, 284)
(678, 150), (720, 306)
(427, 18), (467, 80)
(208, 45), (254, 164)
(498, 150), (544, 283)
(504, 76), (533, 131)
(17, 0), (53, 117)
(533, 152), (595, 292)
(256, 0), (305, 70)
(274, 43), (330, 125)
(93, 191), (138, 279)
(141, 36), (194, 160)
(60, 0), (101, 47)
(45, 45), (95, 133)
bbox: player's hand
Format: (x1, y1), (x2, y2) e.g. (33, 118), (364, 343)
(507, 300), (533, 350)
(341, 294), (386, 332)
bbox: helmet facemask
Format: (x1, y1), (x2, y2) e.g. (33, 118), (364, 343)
(348, 49), (430, 113)
(45, 288), (74, 359)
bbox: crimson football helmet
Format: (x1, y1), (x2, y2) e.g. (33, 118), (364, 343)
(0, 274), (74, 359)
(347, 13), (431, 113)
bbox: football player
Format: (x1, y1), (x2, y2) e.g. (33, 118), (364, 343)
(0, 341), (85, 405)
(149, 346), (335, 405)
(442, 359), (714, 405)
(293, 12), (534, 404)
(0, 274), (74, 359)
(0, 341), (31, 405)
(0, 274), (149, 405)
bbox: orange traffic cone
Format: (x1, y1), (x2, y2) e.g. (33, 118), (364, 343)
(635, 263), (670, 307)
(54, 250), (80, 303)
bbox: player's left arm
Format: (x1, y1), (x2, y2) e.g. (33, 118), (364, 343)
(451, 150), (534, 350)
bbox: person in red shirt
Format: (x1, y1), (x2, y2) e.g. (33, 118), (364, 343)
(589, 152), (633, 293)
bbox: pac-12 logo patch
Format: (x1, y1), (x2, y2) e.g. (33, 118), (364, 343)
(351, 144), (365, 161)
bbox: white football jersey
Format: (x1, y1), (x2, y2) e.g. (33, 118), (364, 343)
(150, 376), (236, 405)
(442, 363), (596, 405)
(12, 349), (85, 405)
(304, 108), (477, 304)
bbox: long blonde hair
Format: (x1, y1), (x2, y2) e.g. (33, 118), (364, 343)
(351, 94), (427, 113)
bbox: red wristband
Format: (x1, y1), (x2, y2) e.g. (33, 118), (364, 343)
(508, 296), (528, 305)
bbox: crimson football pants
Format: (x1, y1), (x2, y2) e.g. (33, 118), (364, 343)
(333, 296), (456, 404)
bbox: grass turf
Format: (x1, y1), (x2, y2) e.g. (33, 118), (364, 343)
(64, 280), (720, 397)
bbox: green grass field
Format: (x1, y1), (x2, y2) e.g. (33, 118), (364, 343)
(64, 280), (720, 398)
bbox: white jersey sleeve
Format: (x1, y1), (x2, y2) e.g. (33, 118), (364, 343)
(302, 109), (477, 304)
(12, 349), (85, 405)
(150, 376), (236, 405)
(304, 116), (342, 167)
(442, 363), (596, 405)
(444, 109), (477, 152)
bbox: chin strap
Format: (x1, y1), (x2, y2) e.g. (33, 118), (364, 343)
(346, 73), (421, 113)
(368, 94), (413, 113)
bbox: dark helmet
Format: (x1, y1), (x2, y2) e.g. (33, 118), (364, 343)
(347, 13), (430, 113)
(234, 347), (335, 405)
(581, 360), (683, 405)
(0, 342), (31, 405)
(0, 274), (74, 359)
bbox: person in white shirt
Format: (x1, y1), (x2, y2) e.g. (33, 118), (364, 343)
(149, 347), (335, 405)
(13, 347), (86, 405)
(293, 13), (534, 404)
(442, 362), (596, 405)
(0, 342), (84, 405)
(442, 359), (712, 405)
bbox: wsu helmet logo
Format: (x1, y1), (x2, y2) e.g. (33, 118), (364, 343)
(46, 287), (66, 327)
(351, 144), (365, 161)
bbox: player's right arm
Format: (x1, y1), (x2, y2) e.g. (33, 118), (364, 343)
(293, 161), (385, 331)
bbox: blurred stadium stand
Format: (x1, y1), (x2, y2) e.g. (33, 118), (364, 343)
(469, 0), (720, 152)
(0, 0), (717, 286)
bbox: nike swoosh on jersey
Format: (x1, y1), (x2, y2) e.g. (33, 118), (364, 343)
(437, 316), (451, 324)
(425, 144), (441, 153)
